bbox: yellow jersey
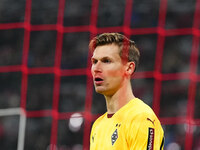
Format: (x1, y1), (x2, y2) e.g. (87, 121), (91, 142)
(90, 98), (164, 150)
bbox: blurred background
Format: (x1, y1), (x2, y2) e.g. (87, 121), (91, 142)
(0, 0), (199, 149)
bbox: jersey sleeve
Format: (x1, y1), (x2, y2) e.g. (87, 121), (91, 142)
(126, 112), (164, 150)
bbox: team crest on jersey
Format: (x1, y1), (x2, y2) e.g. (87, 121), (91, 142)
(111, 123), (121, 145)
(111, 129), (118, 145)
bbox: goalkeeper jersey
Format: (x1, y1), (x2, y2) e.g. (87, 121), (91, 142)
(90, 98), (164, 150)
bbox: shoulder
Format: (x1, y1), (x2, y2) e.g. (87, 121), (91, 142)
(91, 113), (107, 129)
(123, 99), (164, 149)
(123, 98), (162, 128)
(124, 98), (156, 118)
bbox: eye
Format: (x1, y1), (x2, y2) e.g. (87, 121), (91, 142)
(91, 58), (98, 64)
(102, 58), (112, 63)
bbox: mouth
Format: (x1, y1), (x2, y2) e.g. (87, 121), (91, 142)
(94, 77), (104, 85)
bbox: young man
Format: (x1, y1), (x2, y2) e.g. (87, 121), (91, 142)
(89, 33), (164, 150)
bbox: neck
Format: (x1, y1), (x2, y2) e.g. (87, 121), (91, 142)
(104, 81), (135, 114)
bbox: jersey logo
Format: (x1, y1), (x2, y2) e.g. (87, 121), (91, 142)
(147, 128), (154, 150)
(147, 118), (155, 126)
(111, 129), (118, 145)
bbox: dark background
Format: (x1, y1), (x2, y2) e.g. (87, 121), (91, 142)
(0, 0), (199, 149)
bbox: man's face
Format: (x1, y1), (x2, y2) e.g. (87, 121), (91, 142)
(91, 44), (126, 96)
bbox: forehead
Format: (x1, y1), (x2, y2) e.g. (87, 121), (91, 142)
(92, 44), (120, 59)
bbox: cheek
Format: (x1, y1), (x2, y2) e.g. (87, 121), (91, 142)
(106, 65), (124, 77)
(106, 70), (124, 90)
(91, 66), (94, 75)
(106, 68), (124, 80)
(91, 65), (95, 76)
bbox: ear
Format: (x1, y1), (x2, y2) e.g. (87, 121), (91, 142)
(125, 62), (135, 76)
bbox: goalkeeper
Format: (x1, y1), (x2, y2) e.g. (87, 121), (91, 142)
(89, 33), (164, 150)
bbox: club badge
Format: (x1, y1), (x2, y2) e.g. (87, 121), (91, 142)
(111, 129), (118, 145)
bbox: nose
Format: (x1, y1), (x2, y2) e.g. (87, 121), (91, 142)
(91, 61), (102, 73)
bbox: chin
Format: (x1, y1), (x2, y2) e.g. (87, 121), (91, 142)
(95, 87), (105, 94)
(95, 87), (114, 96)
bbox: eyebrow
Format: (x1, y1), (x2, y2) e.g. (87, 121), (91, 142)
(91, 56), (113, 61)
